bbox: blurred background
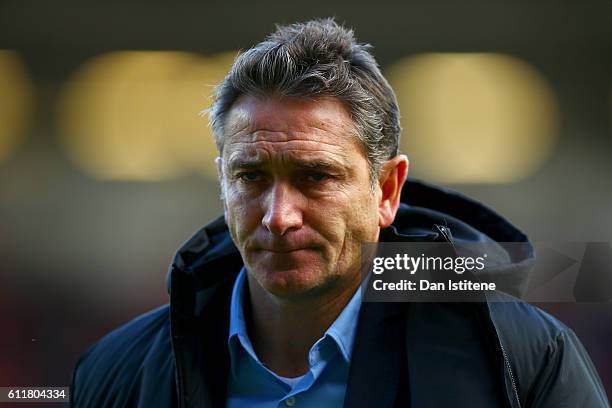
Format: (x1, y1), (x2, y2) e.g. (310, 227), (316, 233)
(1, 0), (611, 402)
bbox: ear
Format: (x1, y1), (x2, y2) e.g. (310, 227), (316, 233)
(377, 155), (409, 229)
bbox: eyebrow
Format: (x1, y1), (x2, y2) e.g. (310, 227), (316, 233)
(294, 159), (340, 171)
(227, 157), (344, 171)
(227, 157), (264, 170)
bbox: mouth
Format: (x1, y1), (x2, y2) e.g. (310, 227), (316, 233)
(254, 247), (315, 254)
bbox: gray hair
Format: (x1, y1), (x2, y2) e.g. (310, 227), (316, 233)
(208, 18), (401, 181)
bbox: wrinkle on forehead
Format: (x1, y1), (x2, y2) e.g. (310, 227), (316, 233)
(226, 141), (351, 170)
(224, 133), (356, 172)
(228, 130), (352, 148)
(223, 95), (360, 150)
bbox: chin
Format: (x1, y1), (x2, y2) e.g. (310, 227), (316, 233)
(245, 248), (335, 296)
(253, 265), (328, 298)
(269, 267), (321, 292)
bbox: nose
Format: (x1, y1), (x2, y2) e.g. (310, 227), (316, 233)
(262, 181), (304, 236)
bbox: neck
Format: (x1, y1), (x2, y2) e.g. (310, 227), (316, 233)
(245, 273), (360, 377)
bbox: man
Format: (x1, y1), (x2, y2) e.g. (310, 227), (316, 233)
(71, 19), (609, 407)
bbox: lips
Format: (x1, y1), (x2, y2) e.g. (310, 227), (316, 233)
(250, 241), (320, 254)
(253, 247), (315, 254)
(248, 230), (321, 254)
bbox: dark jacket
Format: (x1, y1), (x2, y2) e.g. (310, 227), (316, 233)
(71, 179), (610, 407)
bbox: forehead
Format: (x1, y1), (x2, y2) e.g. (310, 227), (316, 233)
(222, 95), (363, 162)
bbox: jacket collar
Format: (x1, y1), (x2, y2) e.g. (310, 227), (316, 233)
(167, 178), (532, 407)
(168, 221), (433, 408)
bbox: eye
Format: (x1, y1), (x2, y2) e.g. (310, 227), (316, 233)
(238, 172), (263, 182)
(305, 172), (329, 182)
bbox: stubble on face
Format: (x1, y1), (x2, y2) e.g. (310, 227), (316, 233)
(219, 95), (381, 301)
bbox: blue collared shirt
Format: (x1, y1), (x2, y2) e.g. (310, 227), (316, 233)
(227, 267), (362, 408)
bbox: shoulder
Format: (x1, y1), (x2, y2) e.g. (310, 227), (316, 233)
(71, 304), (175, 407)
(488, 297), (570, 382)
(488, 297), (609, 406)
(488, 295), (568, 347)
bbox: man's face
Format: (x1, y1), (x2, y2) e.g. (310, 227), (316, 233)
(219, 95), (382, 299)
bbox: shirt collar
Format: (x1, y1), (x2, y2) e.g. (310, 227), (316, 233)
(228, 266), (362, 372)
(323, 280), (362, 362)
(228, 267), (258, 377)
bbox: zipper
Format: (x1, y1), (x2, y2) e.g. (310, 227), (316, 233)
(437, 225), (522, 408)
(499, 335), (522, 408)
(473, 298), (522, 408)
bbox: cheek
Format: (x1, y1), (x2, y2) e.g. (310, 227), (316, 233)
(224, 188), (264, 242)
(346, 191), (379, 239)
(314, 191), (378, 245)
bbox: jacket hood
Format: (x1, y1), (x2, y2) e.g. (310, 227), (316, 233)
(167, 179), (535, 298)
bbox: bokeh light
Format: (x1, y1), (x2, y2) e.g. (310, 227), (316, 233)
(165, 52), (236, 178)
(0, 50), (34, 165)
(387, 53), (560, 183)
(57, 51), (235, 181)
